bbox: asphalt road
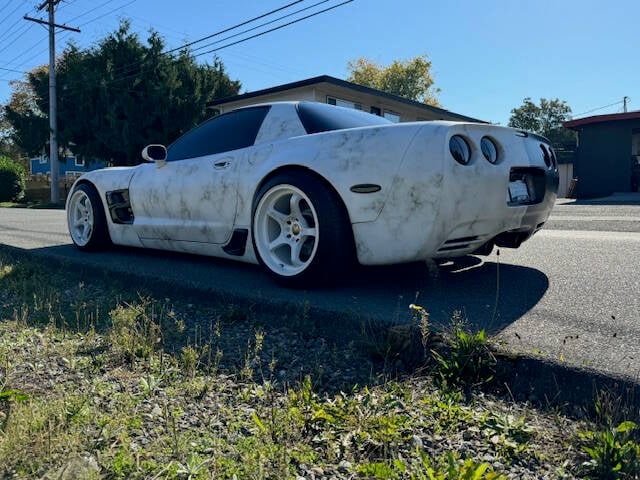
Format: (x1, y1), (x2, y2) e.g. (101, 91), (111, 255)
(1, 202), (639, 382)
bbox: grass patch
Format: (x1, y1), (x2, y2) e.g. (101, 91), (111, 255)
(0, 248), (634, 478)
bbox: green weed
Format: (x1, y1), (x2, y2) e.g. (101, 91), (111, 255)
(109, 299), (163, 364)
(579, 421), (640, 479)
(481, 412), (533, 459)
(432, 318), (496, 388)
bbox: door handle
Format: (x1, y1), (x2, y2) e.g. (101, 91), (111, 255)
(214, 159), (231, 170)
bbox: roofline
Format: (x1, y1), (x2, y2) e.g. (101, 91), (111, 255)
(564, 111), (640, 129)
(207, 75), (485, 123)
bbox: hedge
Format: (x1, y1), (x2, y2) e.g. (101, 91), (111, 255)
(0, 156), (26, 202)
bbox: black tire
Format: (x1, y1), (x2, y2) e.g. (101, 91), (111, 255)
(252, 171), (354, 287)
(67, 183), (111, 251)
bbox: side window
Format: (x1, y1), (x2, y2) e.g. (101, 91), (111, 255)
(167, 106), (270, 161)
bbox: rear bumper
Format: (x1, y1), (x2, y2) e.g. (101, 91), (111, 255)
(352, 123), (559, 265)
(493, 167), (559, 249)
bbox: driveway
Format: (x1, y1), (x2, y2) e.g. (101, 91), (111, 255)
(1, 202), (639, 383)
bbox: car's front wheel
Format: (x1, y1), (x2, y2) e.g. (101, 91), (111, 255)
(252, 172), (352, 287)
(67, 183), (110, 251)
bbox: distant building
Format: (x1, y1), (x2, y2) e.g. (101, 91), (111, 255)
(30, 154), (106, 177)
(564, 112), (640, 197)
(208, 75), (483, 123)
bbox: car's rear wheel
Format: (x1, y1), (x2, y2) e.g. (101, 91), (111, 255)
(67, 183), (110, 251)
(252, 172), (352, 287)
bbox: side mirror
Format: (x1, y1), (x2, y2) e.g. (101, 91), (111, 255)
(142, 144), (167, 164)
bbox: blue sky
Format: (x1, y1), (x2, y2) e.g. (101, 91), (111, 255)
(0, 0), (637, 125)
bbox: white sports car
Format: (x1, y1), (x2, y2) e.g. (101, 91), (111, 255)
(66, 101), (558, 286)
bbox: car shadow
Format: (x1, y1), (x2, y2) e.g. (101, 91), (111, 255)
(344, 255), (548, 334)
(7, 242), (548, 337)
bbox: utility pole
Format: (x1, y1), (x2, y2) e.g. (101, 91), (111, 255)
(623, 96), (629, 113)
(25, 1), (79, 203)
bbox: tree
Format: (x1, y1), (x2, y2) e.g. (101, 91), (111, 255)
(347, 55), (440, 106)
(3, 73), (49, 157)
(4, 21), (241, 166)
(508, 97), (575, 144)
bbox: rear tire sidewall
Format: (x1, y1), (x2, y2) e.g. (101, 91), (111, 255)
(252, 172), (353, 287)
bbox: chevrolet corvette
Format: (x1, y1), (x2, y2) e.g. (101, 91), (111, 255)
(66, 101), (558, 286)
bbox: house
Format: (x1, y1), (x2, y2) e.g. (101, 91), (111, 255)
(30, 154), (106, 177)
(564, 112), (640, 197)
(553, 142), (577, 198)
(208, 75), (483, 123)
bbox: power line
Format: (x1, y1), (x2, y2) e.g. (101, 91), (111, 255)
(1, 34), (49, 68)
(0, 65), (27, 74)
(195, 0), (354, 58)
(164, 0), (304, 54)
(3, 0), (354, 99)
(79, 0), (321, 87)
(103, 0), (346, 83)
(2, 0), (134, 73)
(0, 0), (20, 18)
(189, 0), (332, 55)
(574, 100), (625, 118)
(0, 0), (29, 28)
(82, 0), (353, 93)
(0, 14), (32, 44)
(59, 0), (119, 23)
(76, 0), (137, 27)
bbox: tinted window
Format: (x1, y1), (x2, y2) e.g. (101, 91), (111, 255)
(297, 101), (391, 134)
(167, 106), (270, 161)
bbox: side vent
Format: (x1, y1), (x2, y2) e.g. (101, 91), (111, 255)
(105, 189), (134, 224)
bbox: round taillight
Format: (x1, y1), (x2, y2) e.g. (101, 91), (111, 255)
(481, 136), (499, 164)
(450, 135), (471, 165)
(540, 144), (552, 168)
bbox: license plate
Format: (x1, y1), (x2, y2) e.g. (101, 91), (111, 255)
(508, 180), (530, 203)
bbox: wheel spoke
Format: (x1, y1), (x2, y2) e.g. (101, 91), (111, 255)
(289, 193), (303, 220)
(268, 234), (288, 251)
(82, 223), (90, 240)
(267, 207), (287, 226)
(302, 227), (317, 238)
(290, 241), (303, 266)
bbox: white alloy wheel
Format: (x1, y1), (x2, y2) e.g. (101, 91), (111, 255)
(253, 184), (320, 277)
(67, 189), (95, 247)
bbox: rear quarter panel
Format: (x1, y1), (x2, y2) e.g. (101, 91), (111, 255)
(234, 123), (424, 231)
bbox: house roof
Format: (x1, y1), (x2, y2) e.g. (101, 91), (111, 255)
(207, 75), (484, 123)
(563, 111), (640, 129)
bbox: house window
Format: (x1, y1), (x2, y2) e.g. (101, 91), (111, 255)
(383, 110), (401, 123)
(75, 157), (85, 167)
(370, 106), (381, 116)
(326, 96), (362, 110)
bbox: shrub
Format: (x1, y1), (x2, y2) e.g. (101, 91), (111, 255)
(0, 157), (26, 202)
